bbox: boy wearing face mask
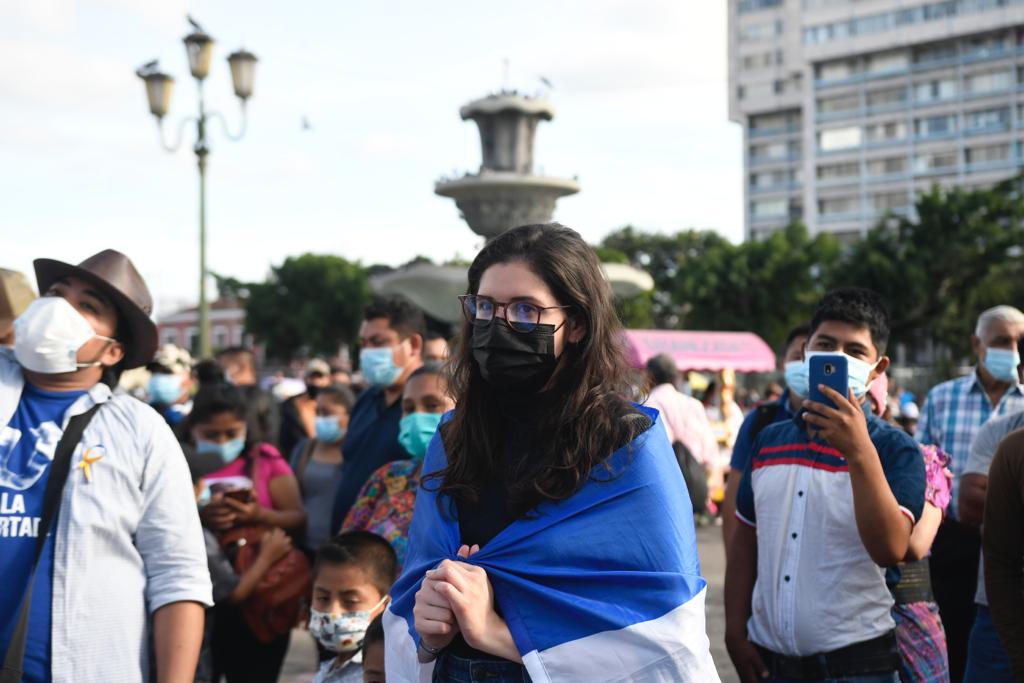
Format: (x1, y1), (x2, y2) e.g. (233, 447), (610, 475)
(726, 288), (926, 683)
(343, 363), (454, 570)
(309, 531), (397, 683)
(331, 298), (425, 530)
(146, 343), (195, 433)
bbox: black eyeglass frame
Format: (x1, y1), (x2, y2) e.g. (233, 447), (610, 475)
(458, 294), (572, 334)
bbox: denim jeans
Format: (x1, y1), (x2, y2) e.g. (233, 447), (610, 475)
(964, 605), (1015, 683)
(431, 652), (532, 683)
(767, 674), (899, 683)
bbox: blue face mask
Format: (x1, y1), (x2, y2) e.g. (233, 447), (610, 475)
(398, 412), (443, 461)
(196, 436), (246, 465)
(984, 346), (1021, 384)
(314, 415), (346, 443)
(784, 360), (808, 398)
(360, 347), (404, 387)
(149, 373), (183, 405)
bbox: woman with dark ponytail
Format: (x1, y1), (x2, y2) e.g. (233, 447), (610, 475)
(385, 224), (719, 682)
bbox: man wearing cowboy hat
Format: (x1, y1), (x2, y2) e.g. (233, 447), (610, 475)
(0, 250), (211, 682)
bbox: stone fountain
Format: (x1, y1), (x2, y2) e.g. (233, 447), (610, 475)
(372, 90), (652, 325)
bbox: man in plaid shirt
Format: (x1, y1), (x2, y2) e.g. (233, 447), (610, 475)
(916, 305), (1024, 682)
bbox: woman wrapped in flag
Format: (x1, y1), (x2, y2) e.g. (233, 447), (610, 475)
(384, 223), (720, 682)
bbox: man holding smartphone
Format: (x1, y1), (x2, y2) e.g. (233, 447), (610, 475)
(725, 288), (925, 683)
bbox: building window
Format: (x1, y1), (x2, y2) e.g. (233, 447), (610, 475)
(739, 0), (783, 13)
(751, 140), (799, 161)
(818, 94), (859, 114)
(966, 143), (1011, 164)
(866, 156), (907, 176)
(965, 32), (1010, 59)
(864, 120), (907, 144)
(185, 327), (199, 354)
(741, 51), (777, 70)
(965, 106), (1010, 133)
(819, 126), (862, 151)
(913, 78), (956, 103)
(751, 198), (789, 218)
(750, 111), (800, 132)
(751, 169), (799, 189)
(866, 86), (908, 109)
(871, 191), (909, 211)
(914, 114), (957, 138)
(817, 59), (859, 83)
(819, 196), (860, 216)
(913, 151), (958, 173)
(161, 328), (179, 346)
(866, 50), (909, 75)
(914, 42), (958, 65)
(803, 0), (1024, 45)
(817, 161), (860, 180)
(964, 69), (1013, 95)
(739, 81), (776, 100)
(213, 326), (229, 350)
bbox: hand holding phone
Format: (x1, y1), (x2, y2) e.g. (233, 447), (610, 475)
(808, 354), (849, 412)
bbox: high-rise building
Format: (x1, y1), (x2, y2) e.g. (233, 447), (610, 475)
(729, 0), (1024, 242)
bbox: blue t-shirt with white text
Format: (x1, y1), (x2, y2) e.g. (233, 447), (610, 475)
(0, 383), (86, 683)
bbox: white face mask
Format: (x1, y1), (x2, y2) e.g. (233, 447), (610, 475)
(309, 595), (389, 653)
(13, 297), (115, 375)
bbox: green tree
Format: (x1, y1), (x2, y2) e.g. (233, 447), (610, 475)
(601, 223), (839, 349)
(829, 177), (1024, 361)
(245, 254), (371, 360)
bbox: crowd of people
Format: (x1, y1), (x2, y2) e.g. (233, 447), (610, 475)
(2, 224), (1024, 683)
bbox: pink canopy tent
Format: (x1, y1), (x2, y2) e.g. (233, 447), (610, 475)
(623, 330), (776, 373)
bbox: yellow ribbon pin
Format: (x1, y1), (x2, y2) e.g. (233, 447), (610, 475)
(77, 448), (104, 482)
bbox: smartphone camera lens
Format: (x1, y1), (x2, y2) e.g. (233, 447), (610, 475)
(824, 363), (834, 375)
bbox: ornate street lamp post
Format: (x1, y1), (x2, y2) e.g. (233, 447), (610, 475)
(136, 17), (257, 359)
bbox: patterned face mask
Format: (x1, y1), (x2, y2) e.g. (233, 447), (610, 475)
(309, 595), (390, 652)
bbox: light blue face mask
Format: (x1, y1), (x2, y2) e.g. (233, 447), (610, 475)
(314, 415), (346, 443)
(398, 412), (443, 460)
(360, 347), (404, 387)
(984, 346), (1021, 384)
(784, 360), (809, 398)
(803, 351), (879, 399)
(196, 436), (246, 465)
(148, 373), (183, 405)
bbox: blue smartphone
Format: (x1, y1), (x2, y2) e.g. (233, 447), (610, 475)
(808, 354), (849, 410)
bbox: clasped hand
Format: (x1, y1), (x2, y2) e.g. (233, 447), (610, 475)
(802, 385), (874, 463)
(414, 544), (507, 656)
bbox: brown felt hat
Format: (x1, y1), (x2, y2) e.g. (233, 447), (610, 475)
(34, 250), (158, 369)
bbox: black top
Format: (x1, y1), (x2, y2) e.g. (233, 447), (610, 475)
(447, 400), (650, 661)
(330, 386), (409, 527)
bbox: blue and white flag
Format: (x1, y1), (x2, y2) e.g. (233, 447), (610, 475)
(384, 407), (720, 682)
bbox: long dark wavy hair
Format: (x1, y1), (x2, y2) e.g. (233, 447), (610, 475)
(427, 223), (643, 517)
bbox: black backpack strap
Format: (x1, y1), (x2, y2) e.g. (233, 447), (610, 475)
(1, 404), (101, 683)
(748, 404), (780, 444)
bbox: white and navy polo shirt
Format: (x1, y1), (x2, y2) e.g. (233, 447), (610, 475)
(735, 407), (925, 657)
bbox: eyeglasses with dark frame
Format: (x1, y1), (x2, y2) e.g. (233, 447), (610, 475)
(458, 294), (571, 334)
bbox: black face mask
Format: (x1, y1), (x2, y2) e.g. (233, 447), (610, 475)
(306, 383), (322, 399)
(471, 320), (558, 393)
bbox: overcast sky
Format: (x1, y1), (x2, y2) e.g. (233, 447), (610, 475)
(1, 0), (742, 317)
